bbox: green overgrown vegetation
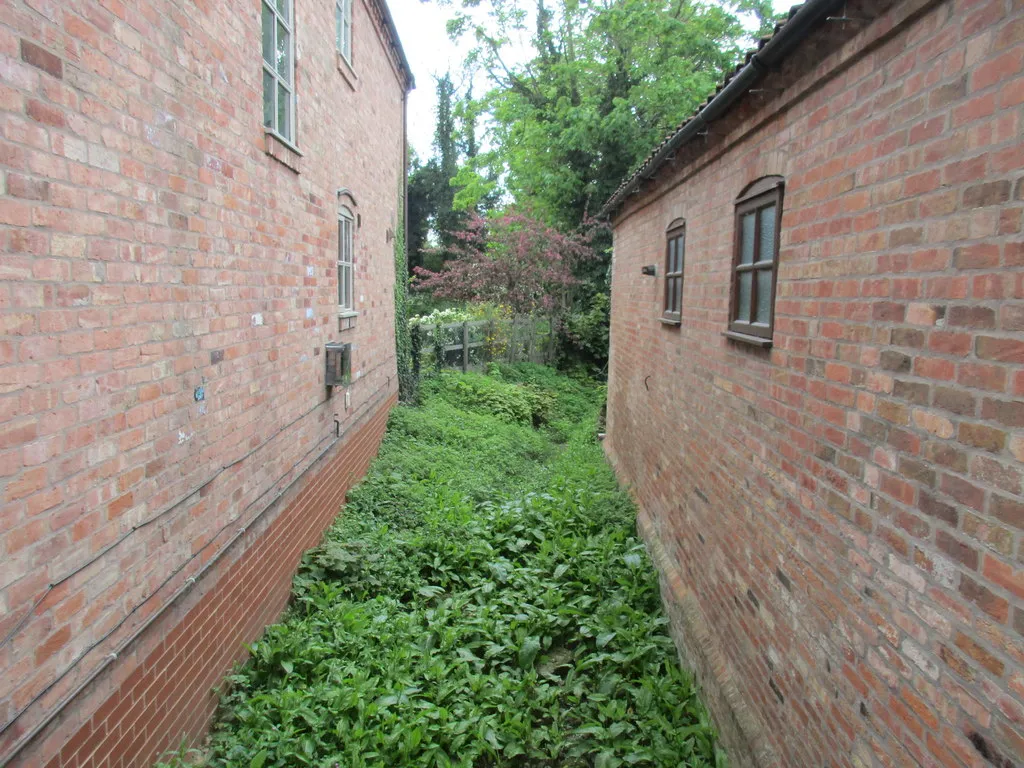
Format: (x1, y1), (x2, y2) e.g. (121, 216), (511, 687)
(179, 365), (724, 768)
(394, 187), (417, 403)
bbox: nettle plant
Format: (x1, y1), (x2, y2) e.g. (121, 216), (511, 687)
(193, 365), (725, 768)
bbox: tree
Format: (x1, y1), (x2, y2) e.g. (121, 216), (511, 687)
(413, 210), (598, 316)
(447, 0), (764, 229)
(407, 151), (435, 275)
(408, 73), (492, 275)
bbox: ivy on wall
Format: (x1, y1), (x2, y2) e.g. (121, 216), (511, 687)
(394, 188), (417, 403)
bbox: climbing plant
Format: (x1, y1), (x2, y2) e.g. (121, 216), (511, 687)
(394, 187), (417, 403)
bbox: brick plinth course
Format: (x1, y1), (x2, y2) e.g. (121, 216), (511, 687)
(605, 1), (1024, 766)
(21, 394), (394, 768)
(0, 0), (410, 764)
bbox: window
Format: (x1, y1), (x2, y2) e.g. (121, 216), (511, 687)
(338, 206), (354, 312)
(262, 0), (294, 144)
(336, 0), (352, 63)
(663, 220), (685, 323)
(728, 177), (783, 343)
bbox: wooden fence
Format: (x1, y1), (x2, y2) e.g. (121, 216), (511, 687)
(411, 316), (554, 375)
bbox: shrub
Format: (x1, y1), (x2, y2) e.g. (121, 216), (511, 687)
(424, 371), (549, 426)
(194, 365), (724, 768)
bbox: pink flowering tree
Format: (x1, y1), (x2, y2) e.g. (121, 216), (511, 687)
(413, 211), (599, 316)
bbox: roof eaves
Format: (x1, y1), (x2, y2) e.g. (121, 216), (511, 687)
(600, 0), (845, 218)
(375, 0), (416, 90)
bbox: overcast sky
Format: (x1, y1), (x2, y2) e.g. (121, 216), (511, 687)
(388, 0), (792, 161)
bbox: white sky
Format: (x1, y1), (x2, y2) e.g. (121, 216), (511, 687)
(387, 0), (793, 161)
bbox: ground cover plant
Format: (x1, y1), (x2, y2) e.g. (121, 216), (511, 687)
(186, 364), (724, 768)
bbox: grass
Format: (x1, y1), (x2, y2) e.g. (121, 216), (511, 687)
(171, 364), (724, 768)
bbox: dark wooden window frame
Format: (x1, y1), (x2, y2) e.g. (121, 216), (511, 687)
(662, 219), (685, 325)
(725, 177), (784, 347)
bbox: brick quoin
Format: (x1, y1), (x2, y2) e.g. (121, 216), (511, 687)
(0, 0), (411, 764)
(605, 0), (1024, 767)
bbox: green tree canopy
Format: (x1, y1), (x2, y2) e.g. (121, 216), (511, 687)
(448, 0), (773, 229)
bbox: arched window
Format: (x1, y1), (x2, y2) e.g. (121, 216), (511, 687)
(728, 176), (784, 344)
(663, 219), (685, 324)
(338, 205), (355, 313)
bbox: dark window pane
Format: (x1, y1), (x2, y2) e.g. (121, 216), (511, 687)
(262, 4), (274, 64)
(276, 22), (290, 80)
(737, 271), (752, 322)
(677, 233), (685, 271)
(740, 212), (755, 265)
(756, 269), (772, 324)
(262, 70), (274, 128)
(277, 83), (290, 140)
(674, 276), (682, 312)
(276, 0), (289, 18)
(759, 205), (776, 263)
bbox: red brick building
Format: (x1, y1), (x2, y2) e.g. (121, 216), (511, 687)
(0, 0), (412, 764)
(603, 0), (1023, 766)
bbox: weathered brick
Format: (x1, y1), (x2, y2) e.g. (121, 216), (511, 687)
(959, 576), (1009, 624)
(989, 494), (1023, 531)
(962, 181), (1011, 209)
(932, 386), (975, 417)
(952, 243), (999, 269)
(890, 328), (925, 348)
(946, 304), (995, 329)
(880, 350), (911, 372)
(893, 379), (929, 406)
(919, 492), (959, 526)
(928, 75), (967, 109)
(957, 422), (1006, 453)
(975, 335), (1024, 362)
(935, 530), (978, 570)
(981, 556), (1024, 600)
(20, 39), (63, 79)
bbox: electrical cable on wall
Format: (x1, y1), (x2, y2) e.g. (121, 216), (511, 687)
(0, 362), (395, 765)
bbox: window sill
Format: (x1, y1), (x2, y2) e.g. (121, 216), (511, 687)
(659, 316), (681, 327)
(723, 330), (772, 348)
(265, 132), (301, 172)
(337, 53), (357, 90)
(338, 310), (358, 332)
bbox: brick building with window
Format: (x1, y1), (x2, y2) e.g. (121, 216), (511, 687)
(0, 0), (412, 765)
(603, 0), (1023, 766)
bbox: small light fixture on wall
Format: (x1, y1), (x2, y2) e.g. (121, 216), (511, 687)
(641, 265), (656, 276)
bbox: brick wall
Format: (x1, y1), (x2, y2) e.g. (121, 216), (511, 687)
(26, 392), (394, 768)
(0, 0), (408, 763)
(605, 1), (1023, 766)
